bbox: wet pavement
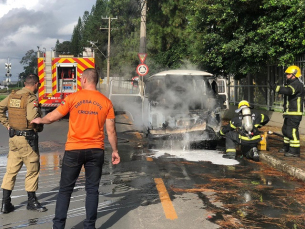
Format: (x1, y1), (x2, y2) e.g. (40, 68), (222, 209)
(1, 115), (305, 228)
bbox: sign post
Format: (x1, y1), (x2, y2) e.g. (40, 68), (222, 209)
(5, 58), (12, 86)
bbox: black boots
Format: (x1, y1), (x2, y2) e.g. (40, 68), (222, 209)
(284, 147), (300, 157)
(246, 147), (259, 162)
(222, 152), (236, 159)
(27, 192), (47, 212)
(1, 189), (15, 214)
(278, 144), (289, 153)
(1, 190), (47, 213)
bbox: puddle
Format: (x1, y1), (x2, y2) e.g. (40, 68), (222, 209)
(149, 149), (239, 166)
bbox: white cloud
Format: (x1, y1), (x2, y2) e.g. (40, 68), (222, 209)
(58, 22), (77, 36)
(0, 0), (96, 81)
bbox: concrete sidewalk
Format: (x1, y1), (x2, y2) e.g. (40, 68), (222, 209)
(259, 127), (305, 182)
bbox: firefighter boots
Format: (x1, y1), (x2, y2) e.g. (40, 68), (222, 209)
(246, 147), (259, 162)
(27, 192), (47, 212)
(1, 189), (14, 214)
(222, 152), (236, 159)
(278, 144), (289, 153)
(284, 147), (300, 157)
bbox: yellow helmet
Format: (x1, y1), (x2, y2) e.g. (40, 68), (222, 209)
(238, 100), (250, 108)
(285, 65), (302, 78)
(235, 100), (251, 113)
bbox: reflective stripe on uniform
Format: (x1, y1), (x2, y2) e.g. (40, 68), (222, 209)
(275, 86), (280, 92)
(230, 121), (236, 129)
(220, 130), (225, 135)
(261, 114), (265, 123)
(290, 128), (300, 147)
(287, 85), (295, 95)
(292, 128), (299, 141)
(226, 149), (236, 153)
(297, 97), (301, 112)
(290, 143), (300, 147)
(284, 137), (290, 144)
(283, 111), (303, 115)
(239, 135), (261, 141)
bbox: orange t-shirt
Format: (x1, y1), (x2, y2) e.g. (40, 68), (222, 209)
(56, 89), (115, 150)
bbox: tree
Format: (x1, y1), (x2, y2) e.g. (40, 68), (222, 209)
(19, 49), (37, 78)
(55, 41), (72, 54)
(70, 17), (83, 56)
(187, 0), (305, 79)
(146, 0), (191, 70)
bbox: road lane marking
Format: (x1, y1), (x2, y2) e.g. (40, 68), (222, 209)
(154, 178), (178, 220)
(123, 114), (142, 139)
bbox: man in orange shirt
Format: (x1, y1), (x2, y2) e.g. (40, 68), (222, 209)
(31, 68), (120, 229)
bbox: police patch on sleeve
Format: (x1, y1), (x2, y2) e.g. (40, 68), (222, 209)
(33, 100), (38, 107)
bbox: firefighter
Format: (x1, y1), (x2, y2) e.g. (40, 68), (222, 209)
(220, 100), (270, 161)
(0, 74), (47, 214)
(269, 65), (304, 157)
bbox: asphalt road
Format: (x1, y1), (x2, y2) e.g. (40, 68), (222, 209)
(1, 116), (305, 228)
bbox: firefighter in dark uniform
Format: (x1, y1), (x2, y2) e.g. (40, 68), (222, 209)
(220, 100), (270, 161)
(270, 65), (304, 157)
(0, 74), (47, 214)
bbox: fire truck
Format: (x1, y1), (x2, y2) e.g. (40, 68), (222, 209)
(37, 48), (95, 114)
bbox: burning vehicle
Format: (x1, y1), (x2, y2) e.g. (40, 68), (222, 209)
(108, 70), (228, 149)
(143, 70), (228, 149)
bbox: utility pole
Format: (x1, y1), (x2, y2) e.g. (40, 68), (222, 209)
(101, 16), (117, 86)
(139, 0), (147, 54)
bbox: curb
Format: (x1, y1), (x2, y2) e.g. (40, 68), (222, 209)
(260, 152), (305, 181)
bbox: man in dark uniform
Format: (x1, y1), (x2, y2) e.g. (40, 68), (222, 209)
(0, 74), (47, 213)
(270, 65), (304, 157)
(220, 100), (270, 161)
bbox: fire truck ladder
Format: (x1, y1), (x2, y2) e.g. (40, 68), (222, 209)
(44, 51), (53, 94)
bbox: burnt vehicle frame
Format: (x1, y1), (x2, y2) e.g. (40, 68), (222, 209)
(108, 70), (228, 149)
(143, 70), (228, 149)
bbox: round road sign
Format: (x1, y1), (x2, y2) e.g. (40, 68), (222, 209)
(136, 64), (149, 76)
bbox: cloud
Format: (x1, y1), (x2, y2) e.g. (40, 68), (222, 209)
(0, 0), (95, 81)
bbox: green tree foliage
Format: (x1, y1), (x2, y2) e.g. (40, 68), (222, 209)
(146, 0), (190, 70)
(20, 0), (305, 80)
(70, 17), (83, 56)
(55, 40), (72, 54)
(19, 49), (37, 78)
(187, 0), (305, 79)
(106, 0), (141, 77)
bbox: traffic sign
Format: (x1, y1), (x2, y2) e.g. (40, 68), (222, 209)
(138, 53), (147, 64)
(5, 63), (11, 69)
(136, 64), (149, 76)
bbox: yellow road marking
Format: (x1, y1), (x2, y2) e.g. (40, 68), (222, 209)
(122, 114), (142, 139)
(154, 178), (178, 220)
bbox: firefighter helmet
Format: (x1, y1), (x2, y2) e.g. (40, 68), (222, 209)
(285, 65), (302, 78)
(235, 100), (251, 113)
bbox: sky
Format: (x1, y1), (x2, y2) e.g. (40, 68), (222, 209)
(0, 0), (96, 82)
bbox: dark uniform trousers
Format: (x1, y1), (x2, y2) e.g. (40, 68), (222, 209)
(282, 115), (302, 153)
(1, 135), (40, 192)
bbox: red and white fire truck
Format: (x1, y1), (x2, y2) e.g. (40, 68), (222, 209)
(37, 48), (95, 114)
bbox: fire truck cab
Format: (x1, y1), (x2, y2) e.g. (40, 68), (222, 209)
(37, 48), (95, 114)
